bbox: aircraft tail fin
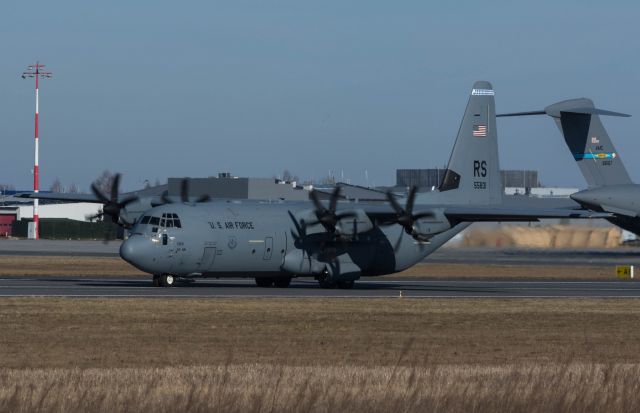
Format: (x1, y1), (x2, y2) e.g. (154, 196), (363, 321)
(499, 99), (632, 188)
(546, 99), (631, 187)
(439, 81), (502, 205)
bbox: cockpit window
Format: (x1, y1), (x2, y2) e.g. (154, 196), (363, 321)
(149, 213), (181, 228)
(140, 216), (151, 224)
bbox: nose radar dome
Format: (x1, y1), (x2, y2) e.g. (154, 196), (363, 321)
(119, 237), (137, 263)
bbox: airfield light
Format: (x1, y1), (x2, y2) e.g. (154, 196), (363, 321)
(21, 61), (52, 240)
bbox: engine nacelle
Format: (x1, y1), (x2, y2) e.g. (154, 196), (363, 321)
(334, 209), (374, 236)
(411, 209), (451, 240)
(281, 249), (326, 275)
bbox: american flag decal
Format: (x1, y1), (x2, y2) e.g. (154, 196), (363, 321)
(472, 124), (487, 137)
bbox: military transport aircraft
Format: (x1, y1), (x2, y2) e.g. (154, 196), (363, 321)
(109, 81), (605, 288)
(498, 99), (640, 235)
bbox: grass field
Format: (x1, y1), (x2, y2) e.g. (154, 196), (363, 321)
(0, 255), (617, 279)
(1, 298), (640, 412)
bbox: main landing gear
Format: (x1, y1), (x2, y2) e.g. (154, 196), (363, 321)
(316, 273), (355, 289)
(152, 274), (175, 287)
(254, 277), (292, 288)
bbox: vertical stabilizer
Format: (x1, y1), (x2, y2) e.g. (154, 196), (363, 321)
(439, 81), (501, 205)
(545, 98), (631, 187)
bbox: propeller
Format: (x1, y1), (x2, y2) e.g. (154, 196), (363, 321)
(288, 210), (308, 245)
(308, 186), (356, 234)
(88, 173), (138, 226)
(160, 178), (210, 205)
(385, 186), (433, 240)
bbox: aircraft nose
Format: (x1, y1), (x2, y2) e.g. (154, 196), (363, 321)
(120, 235), (146, 264)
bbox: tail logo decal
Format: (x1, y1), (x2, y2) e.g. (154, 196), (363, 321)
(471, 88), (495, 96)
(573, 152), (617, 160)
(472, 124), (487, 137)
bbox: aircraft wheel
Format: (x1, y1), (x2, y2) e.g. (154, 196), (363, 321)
(152, 275), (161, 287)
(159, 274), (175, 287)
(273, 277), (292, 288)
(318, 278), (336, 289)
(337, 280), (355, 289)
(255, 277), (274, 287)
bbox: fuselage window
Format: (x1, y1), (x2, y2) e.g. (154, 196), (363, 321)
(140, 216), (151, 225)
(149, 217), (160, 226)
(159, 218), (166, 227)
(174, 219), (181, 228)
(166, 220), (174, 228)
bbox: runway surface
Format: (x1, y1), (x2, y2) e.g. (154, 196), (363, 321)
(1, 277), (639, 298)
(2, 239), (640, 266)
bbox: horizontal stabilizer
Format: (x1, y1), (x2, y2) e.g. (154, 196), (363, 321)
(496, 110), (546, 117)
(498, 99), (630, 118)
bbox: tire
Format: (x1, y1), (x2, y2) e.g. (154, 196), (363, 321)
(152, 275), (161, 287)
(337, 280), (355, 289)
(273, 277), (292, 288)
(255, 277), (274, 287)
(159, 274), (175, 287)
(318, 278), (336, 289)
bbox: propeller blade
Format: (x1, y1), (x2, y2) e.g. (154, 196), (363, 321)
(90, 183), (110, 204)
(394, 230), (403, 253)
(309, 190), (325, 213)
(161, 190), (173, 204)
(329, 186), (341, 213)
(118, 195), (139, 208)
(386, 191), (404, 215)
(405, 186), (418, 215)
(87, 212), (104, 222)
(110, 174), (121, 202)
(287, 211), (307, 241)
(180, 178), (189, 203)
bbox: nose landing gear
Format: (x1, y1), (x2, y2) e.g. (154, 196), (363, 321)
(152, 274), (175, 287)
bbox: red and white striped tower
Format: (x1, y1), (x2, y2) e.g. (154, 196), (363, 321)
(22, 62), (52, 240)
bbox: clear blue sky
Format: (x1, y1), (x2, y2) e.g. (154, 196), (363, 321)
(2, 0), (638, 191)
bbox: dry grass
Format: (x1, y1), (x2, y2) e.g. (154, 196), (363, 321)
(1, 363), (639, 413)
(0, 256), (616, 279)
(395, 262), (613, 279)
(2, 298), (640, 368)
(2, 298), (640, 412)
(0, 256), (145, 277)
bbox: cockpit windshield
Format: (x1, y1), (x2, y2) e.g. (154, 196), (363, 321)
(139, 213), (181, 228)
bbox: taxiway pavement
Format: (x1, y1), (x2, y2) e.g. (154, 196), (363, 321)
(1, 239), (640, 266)
(1, 277), (639, 298)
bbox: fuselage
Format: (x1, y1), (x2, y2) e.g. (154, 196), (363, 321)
(119, 200), (469, 280)
(571, 184), (640, 236)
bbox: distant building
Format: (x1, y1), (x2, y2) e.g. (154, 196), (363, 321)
(396, 169), (447, 189)
(500, 170), (540, 189)
(396, 168), (541, 190)
(167, 176), (310, 201)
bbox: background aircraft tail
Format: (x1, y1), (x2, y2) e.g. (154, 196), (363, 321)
(546, 99), (631, 187)
(499, 98), (631, 188)
(439, 80), (502, 205)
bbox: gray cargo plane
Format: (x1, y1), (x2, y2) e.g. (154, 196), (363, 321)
(112, 81), (604, 288)
(498, 99), (640, 235)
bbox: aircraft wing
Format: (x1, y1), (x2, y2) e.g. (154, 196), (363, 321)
(440, 206), (611, 222)
(16, 192), (103, 203)
(352, 204), (611, 223)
